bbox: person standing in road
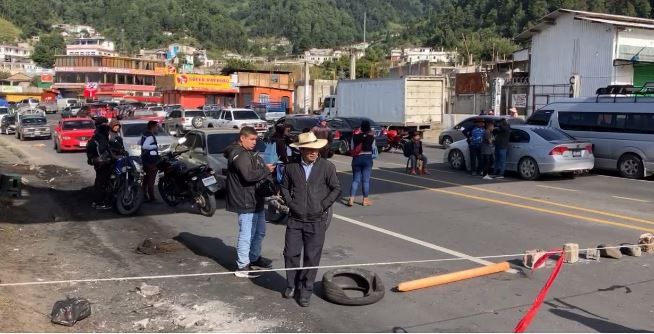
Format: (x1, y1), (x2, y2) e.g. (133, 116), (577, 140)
(139, 121), (160, 203)
(347, 120), (375, 207)
(281, 132), (341, 307)
(311, 115), (332, 158)
(404, 132), (430, 175)
(481, 121), (496, 180)
(225, 126), (275, 278)
(108, 119), (125, 156)
(87, 117), (112, 210)
(493, 119), (511, 179)
(467, 119), (485, 176)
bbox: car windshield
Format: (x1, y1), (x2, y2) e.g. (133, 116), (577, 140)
(185, 110), (205, 117)
(527, 110), (553, 125)
(122, 123), (167, 137)
(62, 120), (94, 130)
(344, 118), (378, 128)
(207, 133), (265, 154)
(0, 108), (8, 114)
(22, 117), (46, 125)
(233, 110), (260, 120)
(531, 128), (575, 141)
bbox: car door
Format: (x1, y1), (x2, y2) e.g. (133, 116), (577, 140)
(223, 110), (233, 128)
(506, 129), (531, 171)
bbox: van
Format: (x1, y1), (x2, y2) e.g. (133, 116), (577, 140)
(57, 98), (79, 112)
(528, 95), (654, 179)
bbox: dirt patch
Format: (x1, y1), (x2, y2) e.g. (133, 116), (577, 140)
(136, 239), (185, 255)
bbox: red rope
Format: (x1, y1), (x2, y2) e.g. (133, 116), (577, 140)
(513, 250), (565, 333)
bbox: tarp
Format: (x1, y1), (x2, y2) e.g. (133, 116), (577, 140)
(0, 99), (8, 107)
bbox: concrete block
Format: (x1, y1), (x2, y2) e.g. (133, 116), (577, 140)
(523, 249), (547, 269)
(585, 248), (600, 261)
(639, 233), (654, 253)
(620, 243), (642, 257)
(563, 243), (579, 263)
(598, 244), (622, 259)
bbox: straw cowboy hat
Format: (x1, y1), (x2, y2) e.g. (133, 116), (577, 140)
(290, 132), (328, 149)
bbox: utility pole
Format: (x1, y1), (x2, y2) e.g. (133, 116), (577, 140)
(304, 51), (310, 114)
(363, 12), (367, 45)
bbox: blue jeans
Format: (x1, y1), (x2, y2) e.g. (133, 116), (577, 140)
(409, 155), (428, 169)
(236, 211), (266, 269)
(350, 154), (373, 198)
(494, 148), (507, 176)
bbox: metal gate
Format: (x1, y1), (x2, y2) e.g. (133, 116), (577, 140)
(528, 84), (570, 115)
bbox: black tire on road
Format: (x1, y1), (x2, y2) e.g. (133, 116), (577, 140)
(382, 144), (392, 152)
(338, 139), (349, 155)
(518, 157), (540, 180)
(158, 178), (181, 207)
(322, 268), (385, 306)
(197, 191), (217, 217)
(55, 140), (62, 153)
(115, 183), (145, 215)
(618, 153), (644, 179)
(448, 149), (466, 170)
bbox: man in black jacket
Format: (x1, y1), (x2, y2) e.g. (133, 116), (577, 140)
(225, 127), (275, 278)
(493, 119), (511, 178)
(86, 117), (113, 210)
(281, 132), (341, 307)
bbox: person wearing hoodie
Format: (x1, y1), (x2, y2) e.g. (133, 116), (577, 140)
(87, 117), (113, 210)
(311, 115), (333, 158)
(108, 119), (125, 156)
(493, 118), (511, 179)
(225, 126), (276, 278)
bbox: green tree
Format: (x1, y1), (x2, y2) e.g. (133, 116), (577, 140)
(220, 58), (257, 74)
(31, 33), (64, 68)
(0, 71), (11, 80)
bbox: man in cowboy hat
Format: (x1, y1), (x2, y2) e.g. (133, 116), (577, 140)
(281, 131), (341, 307)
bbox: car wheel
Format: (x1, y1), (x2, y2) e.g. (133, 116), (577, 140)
(448, 149), (465, 170)
(441, 136), (453, 147)
(338, 139), (349, 155)
(618, 153), (644, 179)
(518, 157), (540, 180)
(55, 140), (62, 153)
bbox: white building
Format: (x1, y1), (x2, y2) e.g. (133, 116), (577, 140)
(401, 47), (458, 64)
(52, 24), (97, 38)
(0, 45), (38, 74)
(300, 49), (343, 65)
(66, 37), (116, 56)
(516, 9), (654, 97)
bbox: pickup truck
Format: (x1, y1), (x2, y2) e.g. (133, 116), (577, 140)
(16, 115), (51, 141)
(204, 108), (268, 135)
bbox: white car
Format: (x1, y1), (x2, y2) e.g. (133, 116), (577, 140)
(443, 125), (595, 180)
(204, 108), (268, 135)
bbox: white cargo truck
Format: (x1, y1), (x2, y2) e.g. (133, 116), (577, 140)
(322, 76), (445, 130)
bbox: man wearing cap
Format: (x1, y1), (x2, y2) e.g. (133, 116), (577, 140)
(311, 115), (333, 158)
(86, 117), (113, 209)
(281, 132), (341, 307)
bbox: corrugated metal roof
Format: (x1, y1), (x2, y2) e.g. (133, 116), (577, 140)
(515, 8), (654, 41)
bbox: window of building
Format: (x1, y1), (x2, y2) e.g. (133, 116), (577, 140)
(259, 94), (270, 104)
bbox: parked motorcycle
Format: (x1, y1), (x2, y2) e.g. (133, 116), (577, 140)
(110, 156), (145, 215)
(156, 138), (218, 217)
(382, 129), (410, 153)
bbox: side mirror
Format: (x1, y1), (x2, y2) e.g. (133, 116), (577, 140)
(177, 137), (187, 145)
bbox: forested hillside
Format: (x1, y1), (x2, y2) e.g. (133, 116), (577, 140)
(0, 0), (652, 58)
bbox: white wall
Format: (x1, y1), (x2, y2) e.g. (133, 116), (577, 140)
(530, 13), (615, 96)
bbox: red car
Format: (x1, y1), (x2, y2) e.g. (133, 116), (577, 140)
(131, 109), (165, 123)
(53, 118), (96, 152)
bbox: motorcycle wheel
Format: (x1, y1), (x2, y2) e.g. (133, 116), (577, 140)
(115, 182), (145, 215)
(196, 191), (217, 217)
(158, 178), (181, 207)
(382, 144), (392, 152)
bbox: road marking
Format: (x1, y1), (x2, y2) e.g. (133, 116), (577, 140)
(535, 185), (578, 192)
(612, 196), (650, 203)
(593, 174), (653, 183)
(374, 168), (654, 227)
(341, 170), (654, 233)
(332, 214), (518, 273)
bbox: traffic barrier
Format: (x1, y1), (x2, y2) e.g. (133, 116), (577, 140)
(396, 262), (510, 292)
(563, 243), (579, 263)
(639, 233), (654, 253)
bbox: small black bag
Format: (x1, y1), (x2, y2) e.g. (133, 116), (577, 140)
(255, 177), (276, 197)
(51, 297), (91, 327)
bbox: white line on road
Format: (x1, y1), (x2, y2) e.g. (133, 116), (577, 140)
(535, 185), (578, 192)
(611, 196), (650, 203)
(333, 214), (518, 273)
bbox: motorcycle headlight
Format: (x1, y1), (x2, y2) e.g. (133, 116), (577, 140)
(129, 144), (141, 156)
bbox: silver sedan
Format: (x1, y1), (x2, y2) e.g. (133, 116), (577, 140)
(444, 125), (595, 180)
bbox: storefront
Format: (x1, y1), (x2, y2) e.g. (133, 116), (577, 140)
(157, 73), (239, 108)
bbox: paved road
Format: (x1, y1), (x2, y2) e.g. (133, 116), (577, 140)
(2, 114), (654, 332)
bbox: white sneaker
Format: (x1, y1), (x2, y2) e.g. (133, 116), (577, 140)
(234, 265), (260, 278)
(483, 175), (493, 180)
(495, 175), (504, 179)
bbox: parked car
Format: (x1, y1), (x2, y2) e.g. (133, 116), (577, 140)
(328, 117), (388, 155)
(0, 106), (9, 122)
(444, 125), (594, 180)
(57, 98), (79, 112)
(17, 98), (39, 109)
(121, 119), (174, 157)
(267, 115), (323, 141)
(0, 114), (16, 135)
(164, 104), (183, 117)
(164, 109), (206, 136)
(130, 109), (165, 123)
(175, 128), (266, 192)
(204, 108), (268, 135)
(439, 115), (525, 147)
(144, 105), (165, 118)
(38, 101), (58, 114)
(61, 105), (84, 118)
(53, 118), (95, 152)
(200, 104), (222, 112)
(16, 115), (51, 141)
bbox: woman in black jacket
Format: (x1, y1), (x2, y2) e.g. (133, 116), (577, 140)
(347, 120), (375, 207)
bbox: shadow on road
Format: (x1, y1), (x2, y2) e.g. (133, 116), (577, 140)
(549, 309), (648, 333)
(173, 232), (287, 294)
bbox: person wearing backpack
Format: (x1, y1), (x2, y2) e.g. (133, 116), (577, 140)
(467, 119), (486, 176)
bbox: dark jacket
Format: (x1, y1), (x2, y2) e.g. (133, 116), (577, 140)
(272, 134), (292, 164)
(352, 132), (375, 153)
(493, 123), (511, 149)
(281, 158), (341, 223)
(224, 142), (269, 213)
(87, 125), (111, 168)
(403, 140), (423, 157)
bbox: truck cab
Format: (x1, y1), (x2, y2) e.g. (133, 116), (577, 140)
(322, 95), (337, 117)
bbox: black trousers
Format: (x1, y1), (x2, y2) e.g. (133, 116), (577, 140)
(283, 210), (331, 298)
(94, 164), (113, 205)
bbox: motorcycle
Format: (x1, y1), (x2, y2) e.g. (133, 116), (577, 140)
(382, 129), (410, 153)
(156, 138), (218, 217)
(109, 156), (145, 215)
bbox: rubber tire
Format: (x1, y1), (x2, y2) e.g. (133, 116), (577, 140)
(382, 144), (392, 152)
(441, 136), (453, 147)
(158, 178), (181, 207)
(115, 184), (145, 215)
(338, 139), (349, 155)
(197, 191), (217, 217)
(55, 140), (62, 153)
(618, 153), (644, 179)
(518, 157), (540, 180)
(322, 268), (385, 306)
(191, 116), (204, 129)
(448, 149), (466, 170)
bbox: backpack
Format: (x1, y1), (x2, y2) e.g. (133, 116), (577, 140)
(470, 127), (485, 146)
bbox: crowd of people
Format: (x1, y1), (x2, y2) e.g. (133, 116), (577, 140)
(463, 116), (512, 179)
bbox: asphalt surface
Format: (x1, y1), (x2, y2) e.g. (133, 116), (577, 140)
(2, 112), (654, 332)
